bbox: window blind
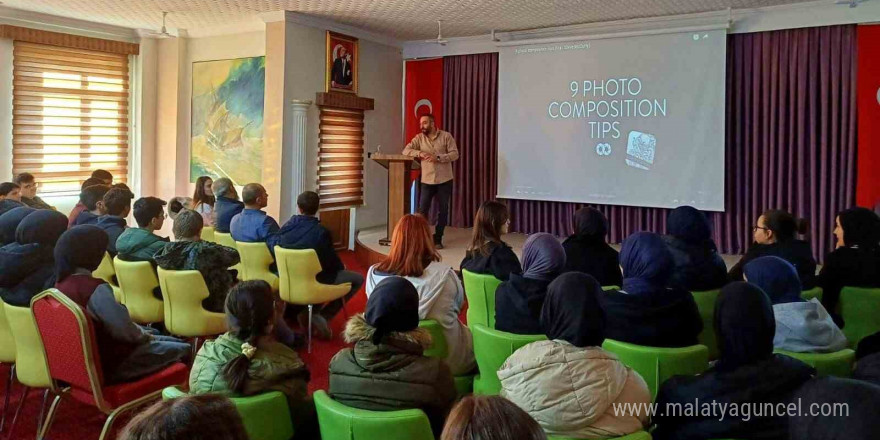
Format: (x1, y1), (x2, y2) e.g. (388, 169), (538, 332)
(317, 106), (364, 209)
(12, 41), (129, 195)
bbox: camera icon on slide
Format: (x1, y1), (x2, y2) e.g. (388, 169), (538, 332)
(625, 131), (656, 171)
(595, 143), (611, 156)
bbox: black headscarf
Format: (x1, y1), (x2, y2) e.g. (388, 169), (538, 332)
(365, 277), (420, 345)
(620, 232), (674, 295)
(667, 206), (713, 245)
(540, 272), (605, 347)
(54, 226), (110, 283)
(572, 207), (607, 242)
(838, 207), (880, 250)
(0, 207), (35, 245)
(790, 377), (880, 440)
(743, 256), (803, 305)
(15, 210), (68, 246)
(714, 282), (776, 372)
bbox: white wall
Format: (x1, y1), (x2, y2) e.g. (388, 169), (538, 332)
(0, 39), (12, 182)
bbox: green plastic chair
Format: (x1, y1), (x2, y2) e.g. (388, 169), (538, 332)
(601, 339), (709, 400)
(213, 232), (242, 279)
(162, 387), (294, 440)
(418, 319), (474, 396)
(471, 324), (546, 395)
(691, 289), (720, 360)
(840, 287), (880, 348)
(548, 431), (652, 440)
(602, 285), (621, 291)
(774, 349), (855, 377)
(313, 390), (433, 440)
(801, 287), (823, 302)
(462, 270), (503, 329)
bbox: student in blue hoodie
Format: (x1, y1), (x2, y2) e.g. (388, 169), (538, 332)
(267, 191), (363, 339)
(95, 186), (134, 256)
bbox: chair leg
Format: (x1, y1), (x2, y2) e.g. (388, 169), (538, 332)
(342, 297), (349, 319)
(1, 365), (14, 433)
(191, 337), (201, 361)
(6, 386), (30, 440)
(307, 304), (313, 354)
(37, 393), (62, 440)
(98, 392), (162, 440)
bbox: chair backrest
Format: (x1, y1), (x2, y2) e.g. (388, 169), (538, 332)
(274, 247), (351, 305)
(162, 387), (295, 440)
(601, 339), (709, 400)
(840, 287), (880, 348)
(237, 241), (279, 291)
(418, 319), (448, 359)
(602, 285), (621, 291)
(313, 390), (434, 440)
(214, 231), (237, 249)
(93, 252), (116, 284)
(691, 289), (720, 360)
(0, 301), (15, 363)
(3, 301), (51, 388)
(774, 349), (855, 377)
(157, 267), (227, 338)
(201, 226), (216, 243)
(471, 324), (547, 395)
(801, 287), (823, 302)
(31, 289), (107, 410)
(462, 270), (503, 329)
(113, 257), (164, 324)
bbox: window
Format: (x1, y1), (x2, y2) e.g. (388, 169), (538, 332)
(317, 106), (364, 209)
(12, 41), (129, 195)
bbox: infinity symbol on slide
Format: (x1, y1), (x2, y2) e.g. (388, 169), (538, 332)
(595, 143), (612, 156)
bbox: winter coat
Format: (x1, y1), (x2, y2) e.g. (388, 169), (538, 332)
(95, 215), (127, 256)
(562, 236), (623, 287)
(494, 274), (552, 335)
(772, 299), (847, 353)
(20, 196), (53, 210)
(116, 228), (169, 262)
(0, 199), (24, 216)
(213, 196), (244, 233)
(154, 240), (240, 312)
(460, 241), (522, 281)
(267, 215), (343, 284)
(602, 288), (703, 348)
(499, 340), (651, 439)
(662, 235), (728, 292)
(0, 241), (55, 306)
(328, 314), (456, 436)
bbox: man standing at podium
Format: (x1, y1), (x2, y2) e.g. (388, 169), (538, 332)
(403, 114), (459, 249)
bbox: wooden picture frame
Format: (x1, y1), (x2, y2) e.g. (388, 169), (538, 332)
(325, 31), (359, 94)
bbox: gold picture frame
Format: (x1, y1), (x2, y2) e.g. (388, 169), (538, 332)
(325, 31), (359, 94)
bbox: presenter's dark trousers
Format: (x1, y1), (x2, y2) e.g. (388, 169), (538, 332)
(418, 180), (453, 243)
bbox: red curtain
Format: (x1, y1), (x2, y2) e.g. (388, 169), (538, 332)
(857, 25), (880, 209)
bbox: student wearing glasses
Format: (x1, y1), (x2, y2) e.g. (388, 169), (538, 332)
(13, 173), (54, 210)
(728, 209), (817, 289)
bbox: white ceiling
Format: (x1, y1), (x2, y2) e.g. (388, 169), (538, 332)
(2, 0), (830, 41)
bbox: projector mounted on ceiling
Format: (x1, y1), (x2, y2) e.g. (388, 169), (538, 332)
(424, 21), (448, 46)
(835, 0), (868, 7)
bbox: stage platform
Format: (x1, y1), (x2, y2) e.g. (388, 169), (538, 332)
(355, 225), (743, 271)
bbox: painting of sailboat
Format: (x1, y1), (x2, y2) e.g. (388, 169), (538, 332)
(191, 56), (265, 183)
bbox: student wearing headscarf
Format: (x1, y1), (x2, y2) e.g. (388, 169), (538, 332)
(662, 206), (728, 291)
(0, 206), (35, 246)
(495, 233), (566, 334)
(745, 256), (847, 353)
(562, 207), (622, 287)
(602, 232), (703, 347)
(819, 207), (880, 326)
(788, 377), (880, 440)
(854, 332), (880, 386)
(499, 273), (650, 439)
(0, 209), (67, 306)
(653, 282), (815, 440)
(330, 277), (456, 437)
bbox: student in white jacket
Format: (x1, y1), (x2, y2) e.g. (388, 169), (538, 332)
(499, 272), (650, 439)
(366, 214), (475, 375)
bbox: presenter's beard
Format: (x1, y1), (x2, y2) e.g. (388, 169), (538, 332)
(420, 127), (430, 135)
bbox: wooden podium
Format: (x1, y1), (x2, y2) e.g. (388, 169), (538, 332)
(369, 152), (418, 245)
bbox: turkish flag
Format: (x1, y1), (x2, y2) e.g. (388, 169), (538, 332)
(404, 58), (444, 146)
(857, 25), (880, 208)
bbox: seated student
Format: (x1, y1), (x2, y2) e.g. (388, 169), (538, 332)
(562, 207), (623, 287)
(192, 176), (215, 226)
(729, 209), (817, 289)
(330, 277), (456, 437)
(68, 177), (105, 227)
(855, 332), (880, 386)
(268, 191), (363, 339)
(441, 395), (548, 440)
(190, 280), (314, 439)
(499, 273), (651, 439)
(0, 182), (23, 215)
(788, 377), (880, 440)
(745, 256), (847, 353)
(117, 197), (170, 262)
(73, 184), (110, 226)
(168, 197), (191, 221)
(212, 178), (244, 233)
(0, 210), (69, 306)
(155, 209), (240, 313)
(120, 396), (248, 440)
(365, 214), (474, 375)
(91, 169), (113, 185)
(0, 207), (35, 246)
(460, 201), (521, 281)
(54, 226), (189, 383)
(95, 187), (134, 256)
(819, 207), (880, 326)
(13, 172), (53, 210)
(653, 282), (815, 440)
(230, 183), (279, 243)
(495, 233), (566, 335)
(603, 232), (703, 348)
(662, 206), (728, 291)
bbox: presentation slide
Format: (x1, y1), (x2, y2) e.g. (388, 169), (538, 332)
(497, 29), (727, 211)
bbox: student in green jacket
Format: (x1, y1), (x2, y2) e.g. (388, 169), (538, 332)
(116, 197), (170, 263)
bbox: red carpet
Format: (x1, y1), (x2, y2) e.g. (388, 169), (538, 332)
(0, 250), (370, 440)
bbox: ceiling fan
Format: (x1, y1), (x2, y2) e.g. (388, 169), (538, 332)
(424, 20), (448, 46)
(144, 11), (174, 38)
(835, 0), (868, 7)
